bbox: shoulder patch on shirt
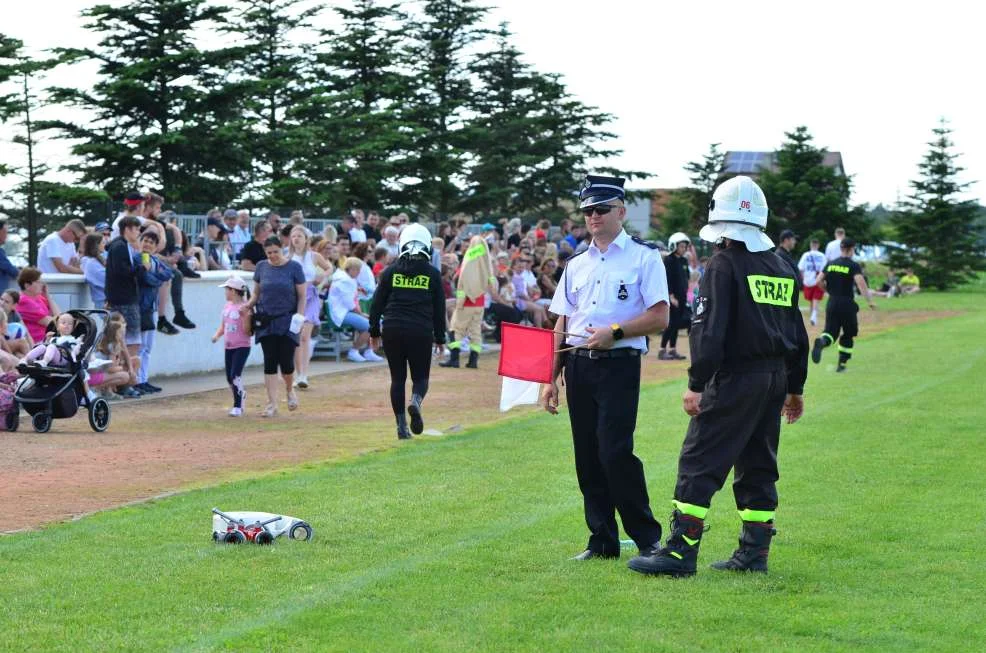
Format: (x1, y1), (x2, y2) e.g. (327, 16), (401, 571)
(631, 236), (659, 249)
(693, 296), (707, 323)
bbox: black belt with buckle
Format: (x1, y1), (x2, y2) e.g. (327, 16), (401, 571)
(571, 348), (641, 360)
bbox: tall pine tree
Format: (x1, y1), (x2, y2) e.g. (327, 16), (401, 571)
(402, 0), (489, 217)
(41, 0), (241, 202)
(757, 126), (868, 245)
(889, 119), (985, 290)
(301, 0), (415, 211)
(222, 0), (319, 207)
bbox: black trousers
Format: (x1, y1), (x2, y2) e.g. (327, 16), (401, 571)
(564, 352), (661, 553)
(225, 347), (251, 408)
(822, 297), (859, 362)
(660, 299), (685, 348)
(382, 330), (432, 417)
(674, 361), (787, 512)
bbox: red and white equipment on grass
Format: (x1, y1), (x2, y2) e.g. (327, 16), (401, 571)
(211, 508), (314, 545)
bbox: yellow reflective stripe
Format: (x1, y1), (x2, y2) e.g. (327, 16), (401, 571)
(469, 343), (482, 353)
(448, 341), (461, 350)
(738, 509), (775, 522)
(455, 290), (466, 299)
(464, 243), (486, 262)
(672, 500), (708, 519)
(838, 345), (854, 354)
(746, 274), (795, 307)
(821, 332), (834, 343)
(682, 535), (699, 546)
(670, 551), (683, 560)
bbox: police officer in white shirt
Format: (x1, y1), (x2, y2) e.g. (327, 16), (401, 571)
(824, 227), (845, 261)
(543, 174), (671, 563)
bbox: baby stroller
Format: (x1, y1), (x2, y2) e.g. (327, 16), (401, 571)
(10, 309), (111, 433)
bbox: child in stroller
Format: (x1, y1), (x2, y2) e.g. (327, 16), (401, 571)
(10, 309), (111, 433)
(19, 313), (83, 369)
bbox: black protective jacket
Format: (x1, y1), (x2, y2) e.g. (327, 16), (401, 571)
(688, 244), (809, 394)
(369, 257), (447, 344)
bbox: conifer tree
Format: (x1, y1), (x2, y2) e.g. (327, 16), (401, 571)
(41, 0), (240, 202)
(889, 119), (985, 290)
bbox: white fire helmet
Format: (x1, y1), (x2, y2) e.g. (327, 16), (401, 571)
(398, 223), (432, 259)
(699, 175), (774, 252)
(668, 232), (690, 249)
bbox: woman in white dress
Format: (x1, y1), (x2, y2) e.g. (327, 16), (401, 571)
(288, 226), (334, 389)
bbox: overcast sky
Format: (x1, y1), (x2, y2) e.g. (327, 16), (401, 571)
(2, 0), (983, 207)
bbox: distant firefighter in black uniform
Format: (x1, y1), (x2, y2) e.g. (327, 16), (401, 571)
(369, 224), (447, 440)
(629, 175), (809, 577)
(812, 238), (876, 372)
(658, 232), (691, 361)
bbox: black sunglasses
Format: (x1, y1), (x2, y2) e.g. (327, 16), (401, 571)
(582, 205), (616, 217)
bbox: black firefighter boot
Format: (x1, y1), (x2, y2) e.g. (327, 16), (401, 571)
(711, 521), (776, 573)
(407, 394), (424, 435)
(396, 413), (412, 440)
(465, 350), (479, 369)
(627, 510), (705, 577)
(439, 347), (460, 368)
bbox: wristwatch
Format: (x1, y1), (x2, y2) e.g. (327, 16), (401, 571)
(610, 323), (624, 341)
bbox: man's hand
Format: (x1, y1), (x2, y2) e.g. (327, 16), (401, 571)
(782, 394), (804, 424)
(670, 295), (679, 307)
(683, 389), (702, 416)
(371, 336), (381, 351)
(584, 326), (615, 350)
(542, 382), (560, 415)
(433, 343), (443, 356)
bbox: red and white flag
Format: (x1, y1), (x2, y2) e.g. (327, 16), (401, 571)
(497, 323), (555, 411)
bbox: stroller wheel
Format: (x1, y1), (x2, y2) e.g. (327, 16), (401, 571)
(223, 530), (246, 544)
(4, 402), (18, 432)
(254, 531), (274, 546)
(88, 398), (111, 432)
(288, 522), (314, 541)
(32, 412), (52, 434)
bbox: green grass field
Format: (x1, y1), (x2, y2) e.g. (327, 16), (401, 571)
(2, 282), (985, 652)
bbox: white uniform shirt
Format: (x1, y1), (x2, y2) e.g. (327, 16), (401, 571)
(548, 229), (668, 352)
(37, 232), (78, 273)
(110, 213), (147, 240)
(798, 250), (827, 287)
(824, 238), (843, 261)
(230, 225), (251, 256)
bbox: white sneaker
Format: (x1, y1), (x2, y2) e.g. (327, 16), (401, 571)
(296, 375), (309, 389)
(228, 407), (243, 417)
(810, 312), (818, 326)
(347, 349), (366, 363)
(363, 350), (384, 362)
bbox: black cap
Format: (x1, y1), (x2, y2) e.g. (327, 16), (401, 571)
(579, 174), (626, 209)
(841, 237), (856, 249)
(207, 217), (229, 232)
(779, 229), (798, 241)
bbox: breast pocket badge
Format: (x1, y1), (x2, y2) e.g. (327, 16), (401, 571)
(617, 282), (628, 301)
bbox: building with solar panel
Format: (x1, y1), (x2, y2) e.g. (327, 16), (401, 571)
(720, 151), (845, 181)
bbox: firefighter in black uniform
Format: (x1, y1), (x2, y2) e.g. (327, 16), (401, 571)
(369, 223), (447, 439)
(543, 174), (671, 562)
(629, 175), (809, 577)
(812, 238), (875, 372)
(658, 232), (691, 360)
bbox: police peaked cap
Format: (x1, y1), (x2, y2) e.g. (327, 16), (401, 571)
(579, 174), (626, 209)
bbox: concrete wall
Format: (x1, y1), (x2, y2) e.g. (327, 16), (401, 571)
(42, 271), (265, 377)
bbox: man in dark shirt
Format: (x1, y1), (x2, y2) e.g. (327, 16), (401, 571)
(363, 210), (383, 242)
(239, 220), (271, 271)
(775, 229), (800, 284)
(630, 176), (808, 578)
(812, 238), (875, 372)
(105, 216), (145, 397)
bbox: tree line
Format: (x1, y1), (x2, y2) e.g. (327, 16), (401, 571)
(0, 0), (645, 225)
(658, 123), (985, 290)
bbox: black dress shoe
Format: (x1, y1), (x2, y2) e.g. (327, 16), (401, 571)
(572, 549), (619, 561)
(157, 317), (179, 335)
